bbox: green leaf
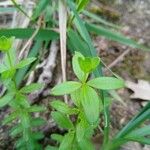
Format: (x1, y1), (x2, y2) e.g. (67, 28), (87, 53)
(51, 134), (63, 143)
(72, 51), (85, 81)
(124, 136), (150, 145)
(32, 132), (44, 140)
(28, 105), (46, 112)
(45, 145), (58, 150)
(16, 57), (36, 69)
(1, 68), (16, 79)
(51, 81), (82, 95)
(51, 111), (74, 129)
(10, 124), (22, 137)
(15, 137), (25, 148)
(70, 89), (81, 107)
(83, 10), (121, 29)
(2, 111), (17, 125)
(76, 121), (85, 142)
(31, 118), (46, 127)
(16, 93), (30, 108)
(0, 28), (59, 41)
(67, 0), (96, 56)
(125, 126), (150, 137)
(78, 56), (100, 73)
(78, 139), (95, 150)
(50, 100), (71, 114)
(87, 77), (125, 90)
(20, 111), (30, 129)
(86, 23), (150, 51)
(67, 29), (90, 56)
(0, 93), (14, 108)
(0, 36), (14, 52)
(19, 83), (44, 93)
(50, 100), (79, 115)
(59, 132), (74, 150)
(81, 85), (100, 125)
(11, 0), (30, 18)
(76, 114), (94, 141)
(32, 0), (50, 20)
(115, 108), (150, 139)
(76, 0), (89, 13)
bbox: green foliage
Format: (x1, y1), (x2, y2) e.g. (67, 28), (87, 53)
(0, 36), (14, 52)
(1, 0), (150, 149)
(0, 36), (45, 150)
(16, 58), (36, 69)
(87, 77), (125, 90)
(78, 56), (100, 73)
(0, 28), (59, 41)
(32, 0), (50, 20)
(50, 52), (124, 149)
(51, 81), (82, 95)
(51, 111), (74, 129)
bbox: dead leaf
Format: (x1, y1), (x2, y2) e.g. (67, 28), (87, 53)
(126, 80), (150, 100)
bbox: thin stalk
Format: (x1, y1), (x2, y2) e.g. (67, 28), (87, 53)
(101, 93), (110, 150)
(7, 51), (17, 88)
(7, 51), (13, 68)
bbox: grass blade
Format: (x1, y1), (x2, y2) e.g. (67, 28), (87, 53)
(86, 23), (149, 51)
(83, 10), (121, 29)
(11, 0), (30, 18)
(32, 0), (50, 20)
(0, 28), (59, 41)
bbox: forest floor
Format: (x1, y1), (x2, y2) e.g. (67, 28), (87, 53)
(0, 0), (150, 150)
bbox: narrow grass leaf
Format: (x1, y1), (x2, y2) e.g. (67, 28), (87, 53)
(11, 0), (30, 18)
(67, 29), (90, 56)
(115, 108), (150, 139)
(32, 0), (50, 20)
(83, 10), (121, 29)
(86, 23), (150, 51)
(76, 0), (89, 12)
(124, 136), (150, 145)
(125, 125), (150, 137)
(0, 28), (59, 41)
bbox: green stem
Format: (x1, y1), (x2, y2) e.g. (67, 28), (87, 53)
(101, 93), (110, 150)
(7, 51), (17, 89)
(7, 51), (13, 68)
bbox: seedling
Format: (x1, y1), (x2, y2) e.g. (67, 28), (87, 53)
(0, 36), (46, 150)
(50, 52), (124, 150)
